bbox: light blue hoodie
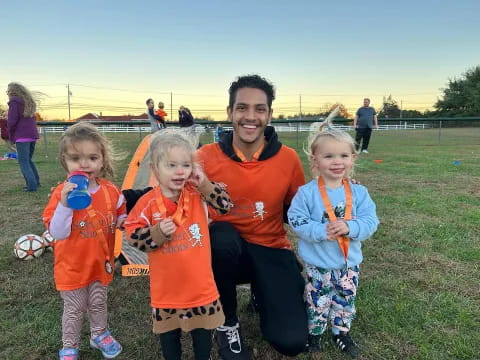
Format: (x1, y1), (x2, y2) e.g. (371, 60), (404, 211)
(288, 179), (379, 270)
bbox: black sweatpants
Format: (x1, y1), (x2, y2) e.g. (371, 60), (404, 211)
(159, 328), (212, 360)
(210, 222), (308, 356)
(355, 127), (373, 151)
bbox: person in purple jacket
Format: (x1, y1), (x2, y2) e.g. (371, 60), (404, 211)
(7, 82), (40, 192)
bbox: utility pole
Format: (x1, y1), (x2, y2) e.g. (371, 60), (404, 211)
(67, 84), (72, 120)
(299, 94), (302, 121)
(170, 92), (173, 121)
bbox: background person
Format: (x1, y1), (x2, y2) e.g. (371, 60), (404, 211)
(6, 82), (40, 191)
(155, 101), (168, 128)
(178, 105), (195, 137)
(353, 98), (378, 153)
(146, 98), (166, 132)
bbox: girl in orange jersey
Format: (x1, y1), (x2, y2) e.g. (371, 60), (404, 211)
(288, 125), (379, 359)
(43, 122), (126, 360)
(124, 130), (232, 360)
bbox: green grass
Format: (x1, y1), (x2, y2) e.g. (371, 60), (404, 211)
(0, 127), (479, 360)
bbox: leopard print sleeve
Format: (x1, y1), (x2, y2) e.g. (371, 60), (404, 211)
(197, 180), (232, 215)
(127, 223), (171, 252)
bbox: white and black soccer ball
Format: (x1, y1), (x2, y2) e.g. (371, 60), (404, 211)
(13, 234), (45, 260)
(41, 230), (55, 252)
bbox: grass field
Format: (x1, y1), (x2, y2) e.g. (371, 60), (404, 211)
(0, 127), (479, 360)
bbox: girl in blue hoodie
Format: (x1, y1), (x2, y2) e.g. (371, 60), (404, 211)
(288, 125), (379, 359)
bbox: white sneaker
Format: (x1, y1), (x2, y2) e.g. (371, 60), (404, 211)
(362, 150), (369, 154)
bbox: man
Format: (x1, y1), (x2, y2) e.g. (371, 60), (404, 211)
(146, 98), (166, 132)
(353, 98), (378, 153)
(197, 74), (308, 359)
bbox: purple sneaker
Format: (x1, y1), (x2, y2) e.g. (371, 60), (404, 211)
(59, 347), (79, 360)
(90, 331), (122, 359)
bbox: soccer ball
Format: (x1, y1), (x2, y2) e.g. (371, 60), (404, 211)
(41, 230), (55, 251)
(13, 234), (45, 260)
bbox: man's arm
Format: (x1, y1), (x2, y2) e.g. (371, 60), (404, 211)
(373, 114), (378, 128)
(353, 114), (358, 128)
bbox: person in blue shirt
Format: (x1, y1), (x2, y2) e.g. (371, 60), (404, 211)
(353, 98), (378, 154)
(288, 124), (379, 359)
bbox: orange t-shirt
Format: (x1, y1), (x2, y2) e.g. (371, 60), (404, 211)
(197, 143), (305, 249)
(155, 109), (168, 118)
(43, 179), (126, 291)
(124, 186), (219, 309)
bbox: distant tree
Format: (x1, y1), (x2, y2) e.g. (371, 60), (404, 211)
(321, 103), (352, 120)
(434, 65), (480, 116)
(378, 95), (401, 118)
(400, 109), (424, 118)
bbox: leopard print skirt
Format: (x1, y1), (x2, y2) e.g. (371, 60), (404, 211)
(152, 299), (224, 334)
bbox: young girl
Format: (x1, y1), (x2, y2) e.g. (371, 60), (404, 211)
(288, 125), (379, 359)
(124, 130), (232, 360)
(43, 122), (126, 360)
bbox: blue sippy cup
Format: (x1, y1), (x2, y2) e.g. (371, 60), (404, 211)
(66, 171), (92, 210)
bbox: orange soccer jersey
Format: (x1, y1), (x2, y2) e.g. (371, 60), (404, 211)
(124, 186), (219, 309)
(197, 142), (305, 249)
(43, 179), (125, 291)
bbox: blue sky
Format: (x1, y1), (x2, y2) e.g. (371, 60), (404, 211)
(2, 0), (479, 120)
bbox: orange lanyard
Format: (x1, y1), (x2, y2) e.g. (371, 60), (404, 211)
(317, 177), (352, 261)
(154, 186), (191, 226)
(86, 184), (113, 264)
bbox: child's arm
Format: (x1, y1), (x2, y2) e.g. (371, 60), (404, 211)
(43, 183), (75, 240)
(124, 197), (175, 252)
(189, 166), (233, 215)
(344, 186), (379, 241)
(287, 188), (330, 242)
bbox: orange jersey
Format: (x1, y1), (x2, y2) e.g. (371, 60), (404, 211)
(124, 186), (219, 309)
(155, 109), (168, 118)
(43, 179), (126, 291)
(197, 141), (305, 249)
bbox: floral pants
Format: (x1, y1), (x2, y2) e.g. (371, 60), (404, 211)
(305, 263), (359, 336)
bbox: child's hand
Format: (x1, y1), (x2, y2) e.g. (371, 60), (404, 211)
(159, 218), (177, 237)
(326, 220), (349, 240)
(117, 217), (126, 230)
(187, 165), (206, 187)
(60, 182), (77, 207)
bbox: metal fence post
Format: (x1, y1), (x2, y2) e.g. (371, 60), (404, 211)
(438, 120), (442, 144)
(42, 126), (48, 158)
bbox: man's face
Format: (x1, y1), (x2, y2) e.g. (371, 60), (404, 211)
(227, 87), (272, 147)
(147, 100), (154, 109)
(363, 99), (370, 107)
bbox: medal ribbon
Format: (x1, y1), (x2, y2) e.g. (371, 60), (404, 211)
(86, 183), (113, 267)
(317, 177), (352, 261)
(153, 185), (191, 226)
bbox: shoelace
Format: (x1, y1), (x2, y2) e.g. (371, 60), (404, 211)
(221, 324), (241, 353)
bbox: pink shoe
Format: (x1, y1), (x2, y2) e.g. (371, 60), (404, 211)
(59, 347), (79, 360)
(90, 331), (122, 359)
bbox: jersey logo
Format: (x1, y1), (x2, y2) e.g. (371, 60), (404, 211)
(253, 201), (267, 221)
(188, 223), (204, 247)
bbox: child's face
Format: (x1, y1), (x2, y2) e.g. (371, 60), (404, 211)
(153, 146), (193, 198)
(312, 139), (355, 186)
(64, 140), (104, 183)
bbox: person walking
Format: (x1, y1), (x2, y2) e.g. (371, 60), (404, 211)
(353, 98), (378, 154)
(6, 82), (40, 192)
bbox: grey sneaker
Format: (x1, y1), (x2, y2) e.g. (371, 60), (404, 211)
(216, 323), (250, 359)
(362, 149), (369, 154)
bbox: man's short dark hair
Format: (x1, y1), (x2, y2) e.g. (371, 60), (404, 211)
(146, 98), (153, 105)
(228, 74), (275, 110)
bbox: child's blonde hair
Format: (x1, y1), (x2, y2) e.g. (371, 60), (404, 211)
(305, 121), (357, 178)
(149, 129), (198, 173)
(59, 122), (116, 178)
